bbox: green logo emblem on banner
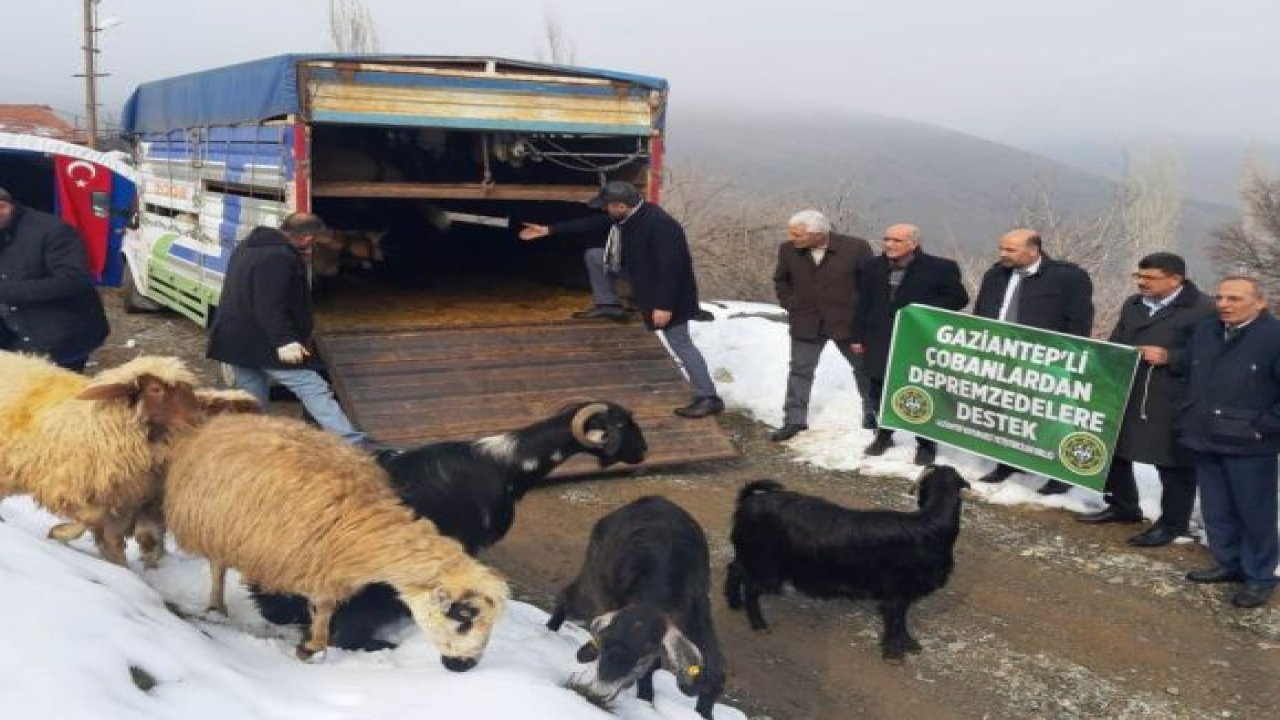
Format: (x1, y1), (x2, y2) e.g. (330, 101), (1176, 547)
(891, 386), (934, 424)
(1059, 432), (1108, 476)
(878, 306), (1140, 491)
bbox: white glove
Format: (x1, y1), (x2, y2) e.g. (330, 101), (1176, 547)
(277, 342), (309, 365)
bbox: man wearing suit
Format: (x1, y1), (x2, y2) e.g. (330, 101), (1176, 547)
(770, 210), (875, 442)
(1178, 277), (1280, 609)
(852, 223), (969, 465)
(973, 228), (1094, 494)
(1077, 253), (1214, 545)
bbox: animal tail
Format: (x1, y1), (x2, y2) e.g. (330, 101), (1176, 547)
(738, 479), (785, 503)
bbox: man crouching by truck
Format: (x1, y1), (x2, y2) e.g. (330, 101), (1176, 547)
(207, 213), (372, 446)
(519, 181), (724, 419)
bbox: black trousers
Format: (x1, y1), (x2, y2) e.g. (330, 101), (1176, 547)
(1103, 457), (1197, 532)
(866, 375), (935, 449)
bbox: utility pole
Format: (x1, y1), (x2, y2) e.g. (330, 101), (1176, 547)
(79, 0), (102, 149)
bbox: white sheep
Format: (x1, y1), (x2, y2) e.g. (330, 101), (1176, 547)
(0, 351), (203, 566)
(163, 413), (510, 669)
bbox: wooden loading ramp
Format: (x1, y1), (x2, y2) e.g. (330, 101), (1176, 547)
(316, 321), (738, 477)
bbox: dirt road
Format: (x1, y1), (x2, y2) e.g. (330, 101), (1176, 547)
(97, 292), (1280, 720)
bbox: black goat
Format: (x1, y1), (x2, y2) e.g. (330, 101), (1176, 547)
(252, 401), (648, 650)
(725, 465), (969, 661)
(547, 496), (725, 719)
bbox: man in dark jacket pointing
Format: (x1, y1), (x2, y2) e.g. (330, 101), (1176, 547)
(1077, 253), (1213, 546)
(520, 181), (723, 419)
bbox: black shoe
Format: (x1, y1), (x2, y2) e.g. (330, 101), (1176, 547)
(861, 411), (878, 430)
(675, 396), (724, 419)
(571, 305), (627, 321)
(1186, 566), (1246, 584)
(1076, 507), (1143, 525)
(770, 423), (808, 442)
(1126, 525), (1180, 547)
(692, 309), (715, 322)
(863, 431), (894, 456)
(976, 466), (1014, 484)
(912, 441), (936, 466)
(1037, 479), (1072, 496)
(1230, 582), (1275, 608)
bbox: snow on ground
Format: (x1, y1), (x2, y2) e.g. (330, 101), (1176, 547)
(3, 298), (1276, 719)
(0, 497), (745, 720)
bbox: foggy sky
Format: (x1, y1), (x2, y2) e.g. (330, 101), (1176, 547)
(2, 0), (1277, 147)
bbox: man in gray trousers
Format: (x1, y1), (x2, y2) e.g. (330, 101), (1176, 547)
(770, 210), (874, 441)
(519, 181), (723, 419)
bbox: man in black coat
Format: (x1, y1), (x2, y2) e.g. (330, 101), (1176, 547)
(519, 181), (723, 419)
(0, 185), (108, 371)
(770, 209), (874, 442)
(852, 223), (969, 464)
(973, 228), (1094, 494)
(207, 213), (368, 445)
(1076, 253), (1214, 546)
(1177, 277), (1280, 609)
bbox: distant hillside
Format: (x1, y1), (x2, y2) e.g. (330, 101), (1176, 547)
(664, 107), (1238, 274)
(1027, 137), (1280, 209)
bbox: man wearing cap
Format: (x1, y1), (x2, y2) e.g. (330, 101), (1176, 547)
(0, 185), (109, 371)
(207, 213), (370, 445)
(519, 181), (724, 418)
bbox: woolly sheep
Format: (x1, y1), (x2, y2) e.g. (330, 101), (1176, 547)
(163, 413), (510, 669)
(0, 351), (203, 566)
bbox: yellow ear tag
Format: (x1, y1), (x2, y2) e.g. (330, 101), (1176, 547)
(686, 664), (702, 678)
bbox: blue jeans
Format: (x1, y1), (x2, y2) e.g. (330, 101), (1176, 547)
(1194, 451), (1279, 584)
(230, 365), (366, 445)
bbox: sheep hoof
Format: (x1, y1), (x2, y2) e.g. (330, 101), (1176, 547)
(48, 522), (88, 542)
(296, 645), (327, 663)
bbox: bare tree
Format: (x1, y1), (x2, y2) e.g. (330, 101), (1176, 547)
(1118, 146), (1184, 264)
(664, 164), (875, 302)
(329, 0), (382, 54)
(534, 10), (577, 65)
(1211, 169), (1280, 298)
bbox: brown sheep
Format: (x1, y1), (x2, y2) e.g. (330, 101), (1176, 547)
(44, 387), (261, 568)
(0, 352), (203, 566)
(163, 413), (510, 670)
(126, 388), (263, 567)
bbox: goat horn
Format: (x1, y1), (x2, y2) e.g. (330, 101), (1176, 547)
(571, 403), (611, 447)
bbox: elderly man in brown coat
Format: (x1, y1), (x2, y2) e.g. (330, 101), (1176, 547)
(771, 210), (874, 442)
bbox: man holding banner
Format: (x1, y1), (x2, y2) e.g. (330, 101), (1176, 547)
(1077, 253), (1214, 546)
(852, 223), (969, 465)
(972, 229), (1094, 495)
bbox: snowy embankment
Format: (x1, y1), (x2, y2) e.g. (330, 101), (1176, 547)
(0, 498), (745, 720)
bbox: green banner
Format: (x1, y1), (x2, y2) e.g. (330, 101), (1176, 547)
(879, 306), (1140, 491)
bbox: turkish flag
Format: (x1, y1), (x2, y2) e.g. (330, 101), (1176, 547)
(54, 155), (113, 280)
